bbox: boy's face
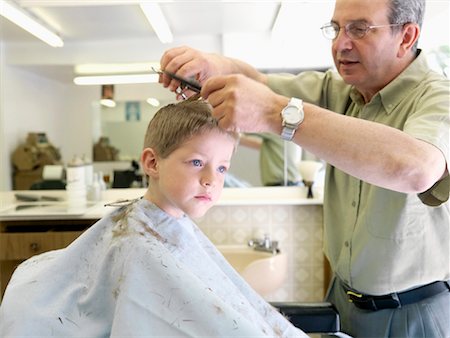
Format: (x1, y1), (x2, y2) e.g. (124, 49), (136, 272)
(143, 130), (235, 218)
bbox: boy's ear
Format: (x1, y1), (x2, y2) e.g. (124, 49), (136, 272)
(141, 148), (159, 178)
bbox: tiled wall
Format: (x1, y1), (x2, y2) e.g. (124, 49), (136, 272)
(195, 204), (325, 302)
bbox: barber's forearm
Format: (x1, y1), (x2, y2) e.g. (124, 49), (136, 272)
(228, 57), (268, 84)
(290, 103), (446, 193)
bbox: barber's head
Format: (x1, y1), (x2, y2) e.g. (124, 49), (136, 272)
(328, 0), (424, 99)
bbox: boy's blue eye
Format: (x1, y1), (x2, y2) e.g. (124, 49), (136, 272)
(218, 166), (227, 174)
(192, 159), (202, 167)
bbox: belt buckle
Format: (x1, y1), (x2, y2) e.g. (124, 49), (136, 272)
(346, 291), (378, 310)
(347, 290), (401, 311)
(346, 290), (363, 303)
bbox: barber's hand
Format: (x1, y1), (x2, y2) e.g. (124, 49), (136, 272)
(201, 74), (287, 134)
(159, 46), (231, 95)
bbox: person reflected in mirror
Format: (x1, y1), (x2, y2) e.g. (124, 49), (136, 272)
(158, 0), (449, 336)
(239, 132), (302, 186)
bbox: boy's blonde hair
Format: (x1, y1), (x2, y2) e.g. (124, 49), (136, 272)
(143, 98), (238, 158)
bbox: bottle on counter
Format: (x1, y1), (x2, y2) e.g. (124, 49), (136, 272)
(82, 154), (94, 188)
(66, 155), (87, 208)
(87, 172), (102, 202)
(98, 171), (107, 191)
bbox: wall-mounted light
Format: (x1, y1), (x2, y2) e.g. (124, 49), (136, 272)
(146, 98), (160, 107)
(100, 85), (116, 108)
(0, 0), (63, 47)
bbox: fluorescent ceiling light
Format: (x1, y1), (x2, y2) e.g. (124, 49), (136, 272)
(271, 2), (287, 40)
(75, 62), (160, 75)
(73, 74), (159, 85)
(139, 2), (173, 44)
(0, 0), (63, 47)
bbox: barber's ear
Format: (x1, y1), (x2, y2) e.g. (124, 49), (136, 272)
(141, 148), (159, 178)
(398, 23), (420, 58)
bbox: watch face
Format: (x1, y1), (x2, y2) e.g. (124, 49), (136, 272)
(284, 106), (302, 124)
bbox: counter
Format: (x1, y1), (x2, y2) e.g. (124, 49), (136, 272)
(0, 187), (326, 301)
(0, 186), (322, 221)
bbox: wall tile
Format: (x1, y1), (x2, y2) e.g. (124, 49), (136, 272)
(196, 204), (326, 302)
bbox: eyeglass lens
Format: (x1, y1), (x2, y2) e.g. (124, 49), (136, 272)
(321, 22), (372, 40)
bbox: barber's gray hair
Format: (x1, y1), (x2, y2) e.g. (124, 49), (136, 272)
(387, 0), (425, 52)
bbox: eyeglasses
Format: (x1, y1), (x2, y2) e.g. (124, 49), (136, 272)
(320, 21), (405, 40)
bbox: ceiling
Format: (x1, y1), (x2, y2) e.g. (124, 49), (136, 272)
(0, 1), (280, 44)
(0, 1), (338, 85)
(1, 0), (448, 91)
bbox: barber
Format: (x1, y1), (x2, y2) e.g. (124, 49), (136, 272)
(159, 0), (449, 336)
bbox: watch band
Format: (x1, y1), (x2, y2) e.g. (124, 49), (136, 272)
(281, 126), (296, 141)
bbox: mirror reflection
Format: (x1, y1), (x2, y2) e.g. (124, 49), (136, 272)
(94, 97), (310, 187)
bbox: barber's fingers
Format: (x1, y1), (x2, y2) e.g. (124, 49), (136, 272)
(202, 75), (247, 131)
(200, 75), (228, 100)
(203, 74), (279, 133)
(160, 46), (205, 92)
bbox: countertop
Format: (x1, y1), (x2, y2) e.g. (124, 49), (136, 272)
(0, 186), (323, 221)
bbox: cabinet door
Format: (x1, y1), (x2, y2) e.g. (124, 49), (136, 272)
(0, 231), (83, 260)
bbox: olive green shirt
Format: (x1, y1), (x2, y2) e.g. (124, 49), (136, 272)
(268, 51), (449, 295)
(246, 132), (301, 186)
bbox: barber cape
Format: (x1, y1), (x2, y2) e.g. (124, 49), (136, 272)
(0, 198), (306, 337)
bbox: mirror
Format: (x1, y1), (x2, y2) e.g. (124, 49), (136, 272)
(92, 84), (307, 187)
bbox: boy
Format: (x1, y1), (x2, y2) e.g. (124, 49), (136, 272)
(0, 98), (307, 337)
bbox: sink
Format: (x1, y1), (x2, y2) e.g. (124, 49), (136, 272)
(216, 245), (288, 296)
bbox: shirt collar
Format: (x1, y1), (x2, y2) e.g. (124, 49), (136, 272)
(350, 50), (430, 115)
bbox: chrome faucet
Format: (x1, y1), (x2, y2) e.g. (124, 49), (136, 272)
(248, 234), (279, 254)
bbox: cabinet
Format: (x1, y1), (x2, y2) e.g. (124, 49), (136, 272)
(0, 219), (97, 298)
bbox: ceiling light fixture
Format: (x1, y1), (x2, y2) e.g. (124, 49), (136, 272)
(139, 2), (173, 44)
(73, 74), (159, 85)
(75, 62), (161, 75)
(0, 0), (64, 47)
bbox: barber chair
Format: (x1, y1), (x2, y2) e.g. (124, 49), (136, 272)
(30, 179), (65, 190)
(111, 160), (143, 188)
(271, 302), (352, 337)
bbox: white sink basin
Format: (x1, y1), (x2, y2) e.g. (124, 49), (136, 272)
(217, 245), (287, 296)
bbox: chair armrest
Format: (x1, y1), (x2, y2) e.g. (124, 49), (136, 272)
(271, 301), (340, 334)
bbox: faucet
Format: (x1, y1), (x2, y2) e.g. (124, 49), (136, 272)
(248, 234), (280, 254)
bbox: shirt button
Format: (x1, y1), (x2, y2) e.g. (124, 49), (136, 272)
(351, 201), (356, 207)
(344, 241), (349, 247)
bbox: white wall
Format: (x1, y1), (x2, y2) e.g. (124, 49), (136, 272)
(0, 61), (99, 190)
(1, 65), (66, 190)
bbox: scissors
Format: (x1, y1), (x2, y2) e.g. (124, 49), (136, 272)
(152, 67), (201, 94)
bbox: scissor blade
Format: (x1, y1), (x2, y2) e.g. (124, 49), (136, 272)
(152, 67), (201, 93)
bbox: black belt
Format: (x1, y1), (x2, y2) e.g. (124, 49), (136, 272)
(345, 280), (450, 311)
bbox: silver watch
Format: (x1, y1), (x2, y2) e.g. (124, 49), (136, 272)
(281, 98), (304, 141)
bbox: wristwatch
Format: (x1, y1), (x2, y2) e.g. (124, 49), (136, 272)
(280, 97), (304, 141)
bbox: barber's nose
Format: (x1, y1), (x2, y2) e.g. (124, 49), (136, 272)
(333, 29), (353, 51)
